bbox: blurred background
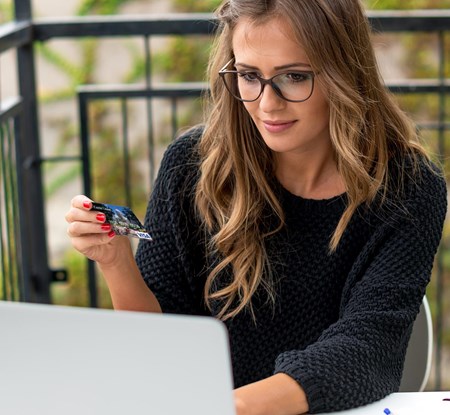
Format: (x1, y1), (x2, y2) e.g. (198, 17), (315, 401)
(0, 0), (449, 391)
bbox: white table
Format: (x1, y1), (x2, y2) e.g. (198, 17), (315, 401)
(320, 392), (450, 414)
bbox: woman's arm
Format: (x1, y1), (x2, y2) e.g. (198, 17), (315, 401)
(97, 236), (162, 313)
(135, 128), (208, 315)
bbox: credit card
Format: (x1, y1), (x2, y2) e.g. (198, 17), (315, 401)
(91, 202), (152, 241)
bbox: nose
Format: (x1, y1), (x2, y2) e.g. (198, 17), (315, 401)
(258, 83), (286, 113)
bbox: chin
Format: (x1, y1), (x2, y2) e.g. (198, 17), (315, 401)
(260, 135), (304, 154)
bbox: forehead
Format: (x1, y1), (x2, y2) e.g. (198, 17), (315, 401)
(231, 16), (310, 64)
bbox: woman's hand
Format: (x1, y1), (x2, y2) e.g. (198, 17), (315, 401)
(65, 195), (129, 267)
(233, 374), (309, 415)
(66, 195), (162, 313)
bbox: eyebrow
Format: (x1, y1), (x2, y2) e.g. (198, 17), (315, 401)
(234, 62), (312, 70)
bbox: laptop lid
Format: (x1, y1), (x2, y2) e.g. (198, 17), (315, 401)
(0, 301), (236, 415)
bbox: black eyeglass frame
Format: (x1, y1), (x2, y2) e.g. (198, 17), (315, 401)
(218, 59), (316, 103)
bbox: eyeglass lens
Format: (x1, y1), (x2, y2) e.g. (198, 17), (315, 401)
(221, 72), (314, 102)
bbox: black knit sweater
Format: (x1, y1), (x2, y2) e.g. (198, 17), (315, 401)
(135, 127), (447, 413)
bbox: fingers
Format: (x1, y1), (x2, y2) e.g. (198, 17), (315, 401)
(71, 195), (93, 210)
(65, 195), (103, 225)
(65, 194), (115, 237)
(66, 195), (93, 222)
(67, 220), (114, 238)
(66, 195), (122, 264)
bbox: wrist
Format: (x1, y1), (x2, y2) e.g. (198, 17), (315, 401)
(97, 236), (134, 272)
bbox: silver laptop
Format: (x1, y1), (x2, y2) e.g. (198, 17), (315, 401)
(0, 301), (236, 415)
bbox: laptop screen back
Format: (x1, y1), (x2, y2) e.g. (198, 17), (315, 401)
(0, 301), (236, 415)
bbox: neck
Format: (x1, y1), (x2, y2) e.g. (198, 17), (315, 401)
(275, 146), (345, 199)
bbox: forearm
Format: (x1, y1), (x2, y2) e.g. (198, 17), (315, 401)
(234, 373), (309, 415)
(98, 238), (162, 313)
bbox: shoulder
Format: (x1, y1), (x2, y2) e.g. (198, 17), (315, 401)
(161, 125), (204, 168)
(383, 153), (447, 229)
(155, 125), (204, 188)
(392, 154), (446, 203)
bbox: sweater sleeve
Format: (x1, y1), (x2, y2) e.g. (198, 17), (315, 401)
(274, 164), (447, 413)
(135, 127), (207, 315)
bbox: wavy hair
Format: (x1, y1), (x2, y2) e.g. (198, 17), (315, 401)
(195, 0), (428, 320)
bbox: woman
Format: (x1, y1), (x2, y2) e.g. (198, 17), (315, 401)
(66, 0), (447, 414)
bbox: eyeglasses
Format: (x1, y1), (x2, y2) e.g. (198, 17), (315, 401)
(219, 59), (315, 103)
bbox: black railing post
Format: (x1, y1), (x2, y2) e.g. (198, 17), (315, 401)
(14, 0), (51, 303)
(13, 111), (31, 302)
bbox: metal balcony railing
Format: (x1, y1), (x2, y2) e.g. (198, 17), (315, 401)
(0, 1), (449, 389)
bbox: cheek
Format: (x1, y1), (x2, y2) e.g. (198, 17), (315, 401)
(312, 85), (330, 118)
(317, 101), (330, 122)
(307, 92), (330, 123)
(313, 106), (330, 131)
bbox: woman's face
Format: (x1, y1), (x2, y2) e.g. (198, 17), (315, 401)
(232, 16), (331, 158)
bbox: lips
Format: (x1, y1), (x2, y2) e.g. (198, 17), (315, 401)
(262, 120), (297, 133)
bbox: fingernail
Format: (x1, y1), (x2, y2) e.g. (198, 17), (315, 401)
(96, 213), (106, 222)
(108, 230), (115, 238)
(101, 224), (111, 231)
(83, 201), (91, 209)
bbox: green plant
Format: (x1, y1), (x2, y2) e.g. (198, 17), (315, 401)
(51, 249), (113, 309)
(153, 0), (221, 82)
(365, 0), (450, 8)
(173, 0), (221, 12)
(0, 0), (12, 24)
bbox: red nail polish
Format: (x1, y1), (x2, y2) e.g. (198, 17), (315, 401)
(83, 201), (91, 209)
(108, 230), (115, 238)
(101, 224), (111, 231)
(96, 213), (106, 222)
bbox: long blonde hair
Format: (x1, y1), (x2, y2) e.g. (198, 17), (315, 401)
(195, 0), (428, 320)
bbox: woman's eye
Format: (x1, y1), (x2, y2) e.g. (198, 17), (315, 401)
(239, 72), (259, 82)
(286, 72), (309, 82)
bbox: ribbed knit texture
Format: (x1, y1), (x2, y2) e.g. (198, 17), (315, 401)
(135, 127), (447, 413)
